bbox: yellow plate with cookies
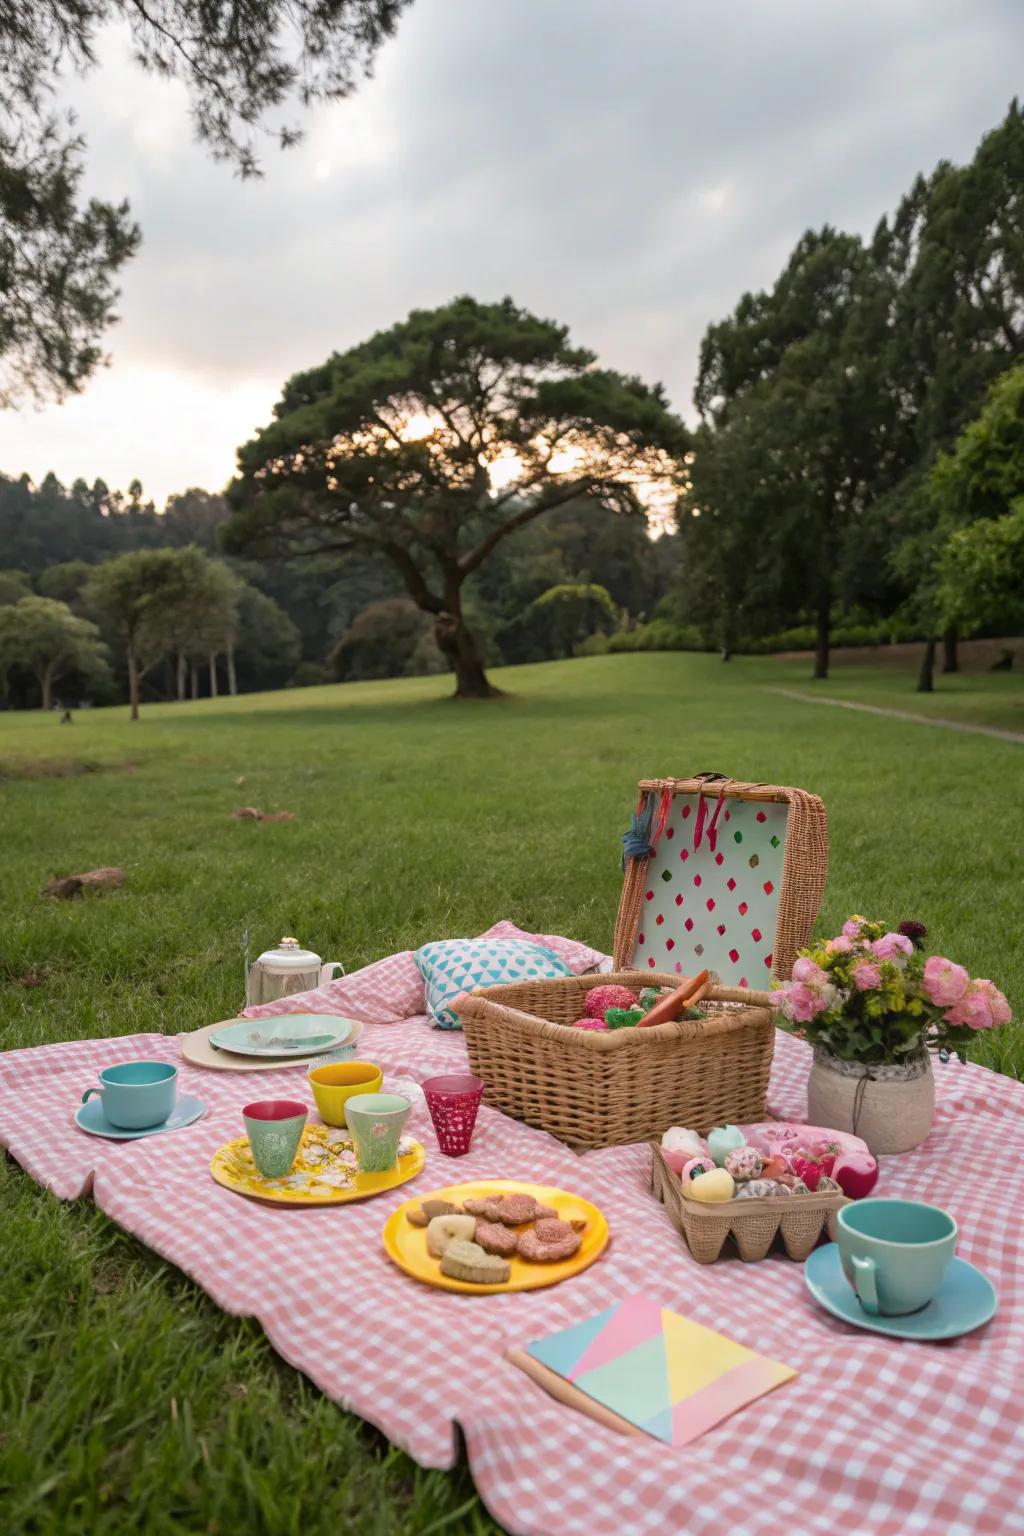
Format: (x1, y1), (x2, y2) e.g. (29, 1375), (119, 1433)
(381, 1179), (609, 1294)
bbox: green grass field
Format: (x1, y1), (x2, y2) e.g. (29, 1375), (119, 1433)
(2, 651), (1021, 1535)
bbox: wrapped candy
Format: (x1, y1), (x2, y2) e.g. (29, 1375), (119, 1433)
(661, 1126), (707, 1175)
(724, 1146), (764, 1181)
(662, 1126), (706, 1157)
(605, 1007), (645, 1029)
(680, 1156), (716, 1182)
(684, 1168), (735, 1202)
(584, 984), (638, 1017)
(707, 1125), (746, 1166)
(736, 1178), (777, 1198)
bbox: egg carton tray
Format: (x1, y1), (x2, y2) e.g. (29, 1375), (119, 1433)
(650, 1143), (849, 1264)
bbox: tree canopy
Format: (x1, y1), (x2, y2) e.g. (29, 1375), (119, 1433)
(225, 295), (688, 695)
(1, 1), (409, 401)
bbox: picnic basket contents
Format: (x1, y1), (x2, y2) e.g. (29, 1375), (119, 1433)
(382, 1180), (609, 1293)
(454, 970), (776, 1149)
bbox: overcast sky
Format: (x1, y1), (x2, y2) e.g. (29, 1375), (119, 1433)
(2, 0), (1022, 505)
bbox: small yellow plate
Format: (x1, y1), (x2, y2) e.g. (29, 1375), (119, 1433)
(382, 1179), (610, 1294)
(211, 1124), (425, 1205)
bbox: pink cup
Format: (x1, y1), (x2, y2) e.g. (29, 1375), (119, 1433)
(422, 1073), (484, 1157)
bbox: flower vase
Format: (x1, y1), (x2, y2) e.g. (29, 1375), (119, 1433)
(807, 1048), (935, 1156)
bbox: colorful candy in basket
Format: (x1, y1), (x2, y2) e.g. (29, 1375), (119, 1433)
(652, 1120), (879, 1263)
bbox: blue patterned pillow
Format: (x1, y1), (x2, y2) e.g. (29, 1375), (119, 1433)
(414, 938), (572, 1029)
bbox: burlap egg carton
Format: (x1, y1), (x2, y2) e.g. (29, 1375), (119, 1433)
(650, 1143), (849, 1264)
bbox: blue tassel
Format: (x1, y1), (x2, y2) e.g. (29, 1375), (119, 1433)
(621, 798), (655, 869)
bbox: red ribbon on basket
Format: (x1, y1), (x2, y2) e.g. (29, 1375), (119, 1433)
(693, 782), (728, 853)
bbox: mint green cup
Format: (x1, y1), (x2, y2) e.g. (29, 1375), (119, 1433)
(343, 1093), (411, 1173)
(243, 1099), (308, 1178)
(81, 1061), (177, 1129)
(836, 1199), (958, 1316)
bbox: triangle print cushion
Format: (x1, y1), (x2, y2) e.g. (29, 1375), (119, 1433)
(414, 938), (572, 1029)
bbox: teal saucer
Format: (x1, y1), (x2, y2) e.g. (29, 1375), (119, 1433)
(75, 1094), (206, 1140)
(805, 1242), (997, 1341)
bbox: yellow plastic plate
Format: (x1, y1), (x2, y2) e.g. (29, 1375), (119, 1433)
(381, 1179), (610, 1294)
(211, 1124), (425, 1205)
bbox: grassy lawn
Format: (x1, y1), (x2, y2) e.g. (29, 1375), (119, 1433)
(1, 650), (1021, 1535)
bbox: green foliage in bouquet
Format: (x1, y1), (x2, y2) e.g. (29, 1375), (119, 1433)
(774, 918), (1011, 1067)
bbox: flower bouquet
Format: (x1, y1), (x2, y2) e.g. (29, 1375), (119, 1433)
(773, 917), (1011, 1154)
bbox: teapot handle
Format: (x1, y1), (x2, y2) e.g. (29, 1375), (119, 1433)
(319, 961), (345, 986)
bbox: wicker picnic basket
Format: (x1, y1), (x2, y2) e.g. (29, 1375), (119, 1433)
(650, 1143), (848, 1264)
(453, 971), (776, 1151)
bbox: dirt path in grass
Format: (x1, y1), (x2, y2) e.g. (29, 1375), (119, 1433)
(767, 688), (1024, 744)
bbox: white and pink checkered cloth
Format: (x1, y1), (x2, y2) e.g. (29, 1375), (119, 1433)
(2, 923), (1022, 1536)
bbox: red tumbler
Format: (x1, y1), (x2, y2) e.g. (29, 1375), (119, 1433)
(421, 1073), (484, 1157)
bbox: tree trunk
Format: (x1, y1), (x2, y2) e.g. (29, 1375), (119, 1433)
(917, 636), (937, 693)
(813, 594), (830, 680)
(127, 644), (140, 721)
(176, 651), (187, 701)
(209, 653), (218, 698)
(226, 639), (237, 697)
(190, 662), (199, 700)
(942, 625), (959, 674)
(39, 666), (53, 712)
(434, 611), (501, 699)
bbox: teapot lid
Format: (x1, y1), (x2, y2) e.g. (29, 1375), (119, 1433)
(255, 936), (321, 972)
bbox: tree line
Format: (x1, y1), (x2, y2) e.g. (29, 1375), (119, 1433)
(678, 101), (1024, 688)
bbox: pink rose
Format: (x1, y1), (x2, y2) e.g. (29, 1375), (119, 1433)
(922, 956), (970, 1008)
(826, 935), (853, 954)
(851, 961), (882, 992)
(871, 932), (914, 964)
(945, 988), (995, 1031)
(842, 919), (864, 941)
(792, 956), (829, 988)
(971, 979), (1011, 1026)
(785, 981), (831, 1023)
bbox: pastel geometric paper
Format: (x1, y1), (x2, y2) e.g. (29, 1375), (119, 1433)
(524, 1295), (795, 1446)
(631, 793), (789, 985)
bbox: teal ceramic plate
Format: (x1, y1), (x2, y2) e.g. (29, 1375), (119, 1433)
(75, 1094), (206, 1140)
(210, 1015), (354, 1058)
(805, 1242), (997, 1341)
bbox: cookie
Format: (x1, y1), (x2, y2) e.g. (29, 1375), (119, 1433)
(407, 1198), (463, 1227)
(426, 1214), (477, 1258)
(440, 1239), (511, 1285)
(517, 1219), (582, 1263)
(464, 1193), (559, 1226)
(474, 1221), (519, 1257)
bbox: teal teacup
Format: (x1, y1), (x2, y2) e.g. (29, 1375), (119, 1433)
(344, 1093), (411, 1173)
(81, 1061), (177, 1130)
(243, 1099), (308, 1179)
(836, 1199), (958, 1316)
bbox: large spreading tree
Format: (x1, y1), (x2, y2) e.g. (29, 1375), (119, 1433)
(1, 1), (409, 402)
(224, 296), (688, 697)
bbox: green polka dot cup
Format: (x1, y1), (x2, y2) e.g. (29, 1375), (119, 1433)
(343, 1093), (411, 1173)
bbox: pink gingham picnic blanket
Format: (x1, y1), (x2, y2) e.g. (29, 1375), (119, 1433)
(2, 927), (1023, 1536)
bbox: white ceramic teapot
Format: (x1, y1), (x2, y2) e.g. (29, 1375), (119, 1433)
(246, 937), (344, 1007)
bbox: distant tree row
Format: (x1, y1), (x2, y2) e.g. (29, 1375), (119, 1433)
(0, 546), (302, 716)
